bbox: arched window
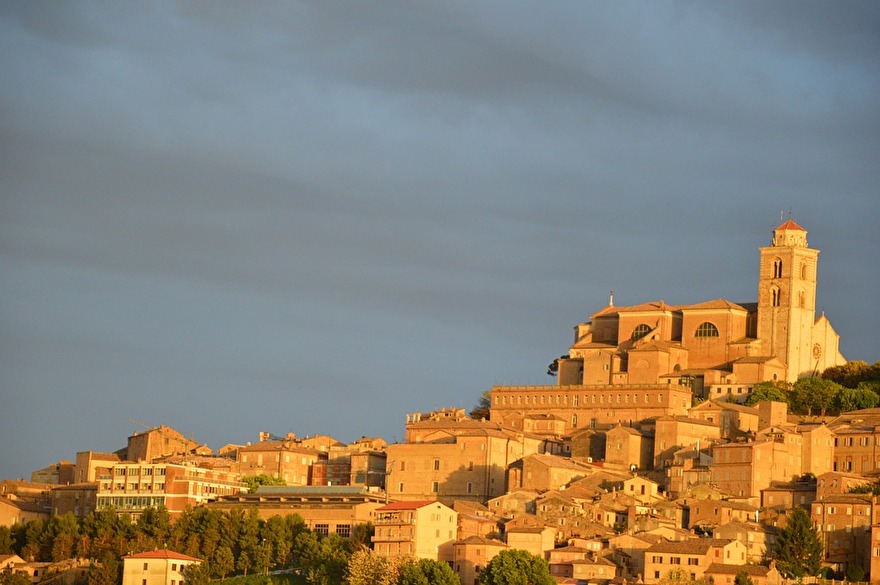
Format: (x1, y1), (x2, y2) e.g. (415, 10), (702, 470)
(798, 290), (805, 308)
(801, 262), (808, 279)
(631, 324), (651, 340)
(695, 322), (719, 337)
(771, 287), (781, 307)
(773, 258), (783, 278)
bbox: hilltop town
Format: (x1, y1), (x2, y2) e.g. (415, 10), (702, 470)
(3, 220), (880, 585)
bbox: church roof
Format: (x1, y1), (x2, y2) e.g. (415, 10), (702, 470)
(776, 219), (805, 231)
(682, 299), (749, 311)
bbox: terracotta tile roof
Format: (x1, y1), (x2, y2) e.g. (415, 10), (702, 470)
(776, 219), (805, 231)
(682, 299), (749, 311)
(123, 550), (202, 562)
(646, 538), (733, 554)
(706, 563), (770, 576)
(454, 535), (506, 546)
(377, 500), (440, 511)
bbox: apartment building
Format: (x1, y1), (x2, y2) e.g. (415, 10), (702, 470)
(654, 416), (721, 470)
(453, 535), (506, 585)
(713, 521), (777, 564)
(503, 516), (555, 559)
(387, 416), (552, 505)
(710, 438), (801, 500)
(605, 425), (653, 471)
(121, 550), (201, 585)
(236, 440), (325, 485)
(507, 453), (592, 492)
(643, 539), (747, 584)
(96, 462), (245, 518)
(50, 482), (97, 518)
(547, 546), (618, 582)
(811, 494), (874, 576)
(372, 500), (457, 562)
(827, 409), (880, 474)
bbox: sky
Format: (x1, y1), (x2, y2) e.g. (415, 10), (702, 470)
(1, 2), (878, 481)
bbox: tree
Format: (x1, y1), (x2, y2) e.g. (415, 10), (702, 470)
(835, 386), (879, 412)
(658, 568), (709, 584)
(822, 360), (880, 389)
(212, 545), (235, 579)
(241, 474), (287, 493)
(734, 571), (754, 585)
(743, 381), (791, 407)
(0, 570), (31, 585)
(478, 549), (554, 585)
(399, 558), (460, 585)
(470, 390), (492, 420)
(0, 527), (12, 554)
(182, 562), (211, 585)
(546, 354), (569, 377)
(792, 377), (842, 416)
(773, 508), (822, 582)
(345, 548), (398, 585)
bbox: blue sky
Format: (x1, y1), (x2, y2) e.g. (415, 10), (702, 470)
(1, 1), (878, 480)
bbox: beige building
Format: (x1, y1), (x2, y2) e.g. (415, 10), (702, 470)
(121, 550), (201, 585)
(710, 437), (802, 500)
(605, 425), (653, 471)
(387, 413), (553, 505)
(208, 486), (385, 536)
(126, 425), (205, 463)
(50, 482), (97, 518)
(452, 536), (507, 585)
(236, 440), (325, 485)
(644, 538), (747, 584)
(654, 416), (721, 470)
(372, 500), (457, 562)
(811, 494), (875, 576)
(507, 453), (592, 492)
(503, 516), (555, 559)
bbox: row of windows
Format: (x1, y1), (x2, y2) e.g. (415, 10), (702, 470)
(115, 467), (166, 476)
(497, 393), (666, 406)
(771, 258), (810, 280)
(631, 322), (719, 340)
(97, 495), (165, 510)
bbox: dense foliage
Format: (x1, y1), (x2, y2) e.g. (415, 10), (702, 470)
(1, 506), (369, 585)
(772, 508), (823, 582)
(742, 361), (880, 417)
(478, 549), (554, 585)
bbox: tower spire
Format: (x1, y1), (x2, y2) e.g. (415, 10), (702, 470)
(609, 289), (614, 307)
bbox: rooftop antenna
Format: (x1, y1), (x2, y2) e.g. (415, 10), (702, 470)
(609, 289), (614, 307)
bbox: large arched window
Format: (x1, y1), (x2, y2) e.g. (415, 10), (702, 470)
(771, 287), (781, 307)
(773, 258), (783, 278)
(695, 322), (719, 337)
(631, 324), (651, 340)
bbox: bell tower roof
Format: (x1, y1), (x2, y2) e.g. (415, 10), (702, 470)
(775, 218), (805, 231)
(771, 218), (808, 248)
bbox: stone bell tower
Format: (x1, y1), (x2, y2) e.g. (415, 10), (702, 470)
(756, 219), (820, 382)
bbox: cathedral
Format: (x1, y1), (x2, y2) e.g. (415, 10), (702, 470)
(489, 220), (846, 430)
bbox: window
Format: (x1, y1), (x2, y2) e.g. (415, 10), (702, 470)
(773, 258), (783, 278)
(336, 524), (351, 538)
(143, 564), (148, 571)
(432, 481), (439, 493)
(771, 287), (781, 307)
(632, 324), (651, 340)
(314, 523), (329, 536)
(433, 459), (440, 471)
(695, 322), (719, 337)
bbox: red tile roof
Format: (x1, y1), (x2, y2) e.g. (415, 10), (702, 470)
(377, 500), (439, 511)
(776, 219), (805, 231)
(123, 550), (202, 562)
